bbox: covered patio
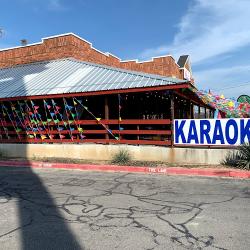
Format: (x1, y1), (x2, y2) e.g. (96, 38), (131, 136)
(0, 58), (213, 146)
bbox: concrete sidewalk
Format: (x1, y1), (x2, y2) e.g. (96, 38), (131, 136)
(0, 160), (249, 179)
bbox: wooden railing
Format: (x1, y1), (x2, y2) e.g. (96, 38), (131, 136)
(0, 119), (173, 146)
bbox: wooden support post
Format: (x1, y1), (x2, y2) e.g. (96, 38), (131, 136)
(190, 102), (193, 119)
(210, 109), (213, 118)
(170, 92), (175, 146)
(198, 106), (201, 119)
(104, 96), (109, 140)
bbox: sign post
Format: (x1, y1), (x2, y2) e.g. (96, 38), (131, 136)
(170, 93), (175, 146)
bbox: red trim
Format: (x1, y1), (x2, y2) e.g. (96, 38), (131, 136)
(76, 119), (171, 125)
(0, 138), (171, 145)
(0, 83), (190, 101)
(0, 160), (249, 179)
(0, 119), (171, 127)
(113, 130), (171, 135)
(0, 129), (172, 135)
(174, 144), (238, 149)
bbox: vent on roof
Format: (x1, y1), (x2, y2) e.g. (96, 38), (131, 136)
(20, 39), (28, 46)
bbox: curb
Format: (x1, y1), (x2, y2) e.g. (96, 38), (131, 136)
(0, 160), (249, 179)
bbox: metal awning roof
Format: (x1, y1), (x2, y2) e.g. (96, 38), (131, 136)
(0, 58), (187, 99)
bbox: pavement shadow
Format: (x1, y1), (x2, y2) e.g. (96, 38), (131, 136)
(0, 62), (83, 249)
(16, 167), (82, 249)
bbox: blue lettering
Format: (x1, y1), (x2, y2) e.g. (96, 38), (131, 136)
(212, 120), (225, 144)
(240, 119), (250, 144)
(187, 120), (199, 143)
(175, 120), (186, 143)
(225, 119), (238, 145)
(200, 120), (211, 144)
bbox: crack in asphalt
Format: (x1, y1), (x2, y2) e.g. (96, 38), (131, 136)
(0, 169), (248, 249)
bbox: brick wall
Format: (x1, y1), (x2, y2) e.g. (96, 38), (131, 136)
(0, 33), (183, 79)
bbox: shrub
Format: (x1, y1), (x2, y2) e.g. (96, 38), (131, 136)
(222, 142), (250, 170)
(236, 143), (250, 170)
(111, 148), (131, 165)
(222, 151), (240, 168)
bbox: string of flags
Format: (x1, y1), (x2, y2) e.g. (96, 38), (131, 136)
(0, 97), (121, 141)
(73, 98), (119, 140)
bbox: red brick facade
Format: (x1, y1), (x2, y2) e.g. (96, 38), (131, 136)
(0, 33), (184, 79)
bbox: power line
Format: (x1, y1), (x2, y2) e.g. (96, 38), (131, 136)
(215, 82), (250, 91)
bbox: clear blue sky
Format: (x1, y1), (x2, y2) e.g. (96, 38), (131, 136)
(1, 0), (250, 98)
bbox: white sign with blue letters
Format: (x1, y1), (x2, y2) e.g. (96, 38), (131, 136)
(174, 118), (250, 145)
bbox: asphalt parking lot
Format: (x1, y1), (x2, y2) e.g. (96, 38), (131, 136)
(0, 166), (249, 250)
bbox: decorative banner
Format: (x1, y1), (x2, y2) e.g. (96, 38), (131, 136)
(190, 87), (250, 118)
(62, 98), (75, 141)
(118, 94), (122, 139)
(2, 103), (21, 140)
(0, 96), (124, 142)
(0, 105), (9, 139)
(30, 100), (51, 139)
(43, 100), (54, 140)
(17, 101), (35, 138)
(11, 102), (27, 132)
(73, 97), (119, 140)
(174, 118), (250, 145)
(44, 99), (64, 140)
(25, 101), (42, 139)
(72, 97), (85, 140)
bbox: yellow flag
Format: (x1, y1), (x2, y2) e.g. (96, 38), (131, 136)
(119, 117), (122, 122)
(41, 135), (47, 140)
(78, 127), (83, 132)
(96, 118), (101, 121)
(73, 100), (77, 105)
(228, 101), (234, 107)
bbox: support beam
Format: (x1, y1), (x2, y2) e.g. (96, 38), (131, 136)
(0, 83), (191, 102)
(190, 101), (193, 119)
(170, 92), (175, 146)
